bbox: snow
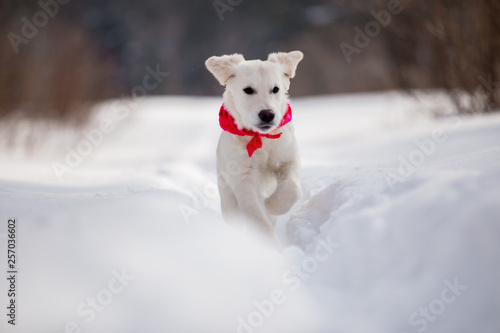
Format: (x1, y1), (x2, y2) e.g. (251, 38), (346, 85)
(1, 92), (499, 333)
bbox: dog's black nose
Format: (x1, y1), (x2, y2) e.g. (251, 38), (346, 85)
(258, 110), (275, 123)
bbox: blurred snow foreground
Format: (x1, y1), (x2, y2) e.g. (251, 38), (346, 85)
(0, 93), (500, 333)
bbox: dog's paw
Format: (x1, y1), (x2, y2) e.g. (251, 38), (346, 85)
(265, 180), (302, 215)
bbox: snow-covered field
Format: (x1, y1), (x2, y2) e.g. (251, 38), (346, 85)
(1, 93), (499, 333)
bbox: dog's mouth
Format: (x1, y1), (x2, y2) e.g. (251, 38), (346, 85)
(256, 124), (274, 133)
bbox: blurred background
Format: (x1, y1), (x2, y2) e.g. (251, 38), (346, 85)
(1, 3), (500, 332)
(0, 0), (499, 126)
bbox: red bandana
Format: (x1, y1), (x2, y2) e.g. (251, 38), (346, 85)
(219, 104), (292, 157)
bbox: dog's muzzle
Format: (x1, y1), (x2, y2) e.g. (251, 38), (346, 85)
(258, 109), (275, 130)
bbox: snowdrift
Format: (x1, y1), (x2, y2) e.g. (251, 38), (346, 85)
(0, 93), (499, 333)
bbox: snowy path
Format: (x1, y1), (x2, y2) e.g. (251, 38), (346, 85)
(0, 93), (499, 333)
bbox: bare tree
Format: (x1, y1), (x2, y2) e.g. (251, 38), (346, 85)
(386, 0), (500, 113)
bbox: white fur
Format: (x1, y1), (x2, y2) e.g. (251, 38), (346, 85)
(205, 51), (304, 240)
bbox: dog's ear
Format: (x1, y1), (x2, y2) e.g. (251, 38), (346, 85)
(267, 51), (303, 78)
(205, 54), (245, 85)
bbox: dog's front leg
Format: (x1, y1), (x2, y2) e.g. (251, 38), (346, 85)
(233, 176), (276, 236)
(265, 159), (302, 216)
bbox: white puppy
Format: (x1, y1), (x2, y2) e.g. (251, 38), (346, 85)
(205, 51), (303, 240)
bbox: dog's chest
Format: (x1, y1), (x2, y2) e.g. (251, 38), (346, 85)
(218, 123), (296, 173)
(251, 136), (292, 171)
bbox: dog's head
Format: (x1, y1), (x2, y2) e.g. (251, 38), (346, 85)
(205, 51), (303, 134)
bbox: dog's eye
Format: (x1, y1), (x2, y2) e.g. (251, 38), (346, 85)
(243, 87), (254, 95)
(272, 86), (279, 94)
